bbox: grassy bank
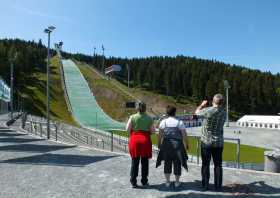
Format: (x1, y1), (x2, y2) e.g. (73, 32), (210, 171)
(21, 56), (77, 125)
(76, 61), (197, 121)
(76, 61), (136, 122)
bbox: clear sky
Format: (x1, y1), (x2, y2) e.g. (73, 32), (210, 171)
(1, 0), (280, 73)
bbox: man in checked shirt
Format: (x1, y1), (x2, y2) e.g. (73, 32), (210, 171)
(195, 94), (226, 191)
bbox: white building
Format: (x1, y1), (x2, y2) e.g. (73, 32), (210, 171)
(237, 115), (280, 130)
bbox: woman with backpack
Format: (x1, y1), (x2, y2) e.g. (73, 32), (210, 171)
(156, 105), (189, 188)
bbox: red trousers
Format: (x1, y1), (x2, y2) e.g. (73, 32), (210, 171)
(129, 131), (152, 159)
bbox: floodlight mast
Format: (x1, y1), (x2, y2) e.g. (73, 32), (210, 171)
(126, 63), (130, 88)
(44, 26), (56, 139)
(224, 80), (231, 127)
(9, 52), (17, 119)
(102, 45), (105, 74)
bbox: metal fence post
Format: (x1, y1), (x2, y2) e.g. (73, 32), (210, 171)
(55, 124), (58, 141)
(40, 123), (42, 137)
(237, 139), (240, 169)
(30, 121), (33, 134)
(196, 137), (200, 164)
(34, 123), (37, 135)
(111, 132), (113, 152)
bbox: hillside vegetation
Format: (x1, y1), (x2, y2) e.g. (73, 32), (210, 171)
(71, 54), (280, 119)
(76, 61), (196, 122)
(76, 61), (136, 122)
(22, 56), (76, 125)
(0, 39), (76, 124)
(2, 38), (280, 123)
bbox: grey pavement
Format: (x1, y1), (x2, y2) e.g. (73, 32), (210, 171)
(0, 121), (280, 198)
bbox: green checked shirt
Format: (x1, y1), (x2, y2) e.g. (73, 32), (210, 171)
(196, 106), (226, 147)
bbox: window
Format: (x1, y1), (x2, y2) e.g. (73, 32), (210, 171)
(275, 124), (278, 129)
(250, 123), (253, 127)
(255, 123), (258, 127)
(264, 124), (267, 128)
(260, 124), (263, 127)
(269, 124), (272, 128)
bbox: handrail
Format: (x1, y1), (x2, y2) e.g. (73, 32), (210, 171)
(20, 114), (265, 171)
(59, 58), (73, 114)
(115, 128), (241, 168)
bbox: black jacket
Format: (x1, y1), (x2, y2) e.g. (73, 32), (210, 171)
(156, 138), (188, 171)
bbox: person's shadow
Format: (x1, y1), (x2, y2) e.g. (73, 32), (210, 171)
(142, 180), (280, 196)
(223, 181), (280, 195)
(141, 180), (201, 192)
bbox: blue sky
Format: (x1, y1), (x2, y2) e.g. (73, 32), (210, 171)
(1, 0), (280, 73)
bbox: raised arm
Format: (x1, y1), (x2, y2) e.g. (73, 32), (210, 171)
(195, 100), (209, 116)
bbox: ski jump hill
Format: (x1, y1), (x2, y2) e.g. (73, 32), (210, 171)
(61, 59), (125, 131)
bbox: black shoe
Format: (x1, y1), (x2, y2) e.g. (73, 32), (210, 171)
(131, 183), (138, 188)
(142, 182), (149, 187)
(202, 186), (209, 191)
(202, 183), (209, 191)
(214, 186), (222, 192)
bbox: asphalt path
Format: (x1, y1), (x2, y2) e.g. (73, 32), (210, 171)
(0, 120), (279, 198)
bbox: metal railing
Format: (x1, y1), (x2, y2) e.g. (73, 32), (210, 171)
(17, 114), (266, 171)
(59, 59), (73, 114)
(21, 115), (128, 153)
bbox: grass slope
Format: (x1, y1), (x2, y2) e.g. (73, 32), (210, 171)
(76, 61), (196, 122)
(76, 61), (136, 122)
(111, 78), (196, 115)
(21, 56), (76, 125)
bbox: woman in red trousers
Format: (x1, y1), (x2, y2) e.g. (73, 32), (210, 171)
(126, 102), (154, 188)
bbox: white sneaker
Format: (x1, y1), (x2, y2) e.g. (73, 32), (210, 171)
(165, 182), (171, 187)
(175, 181), (181, 188)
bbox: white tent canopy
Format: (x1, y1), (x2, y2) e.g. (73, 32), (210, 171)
(237, 115), (280, 130)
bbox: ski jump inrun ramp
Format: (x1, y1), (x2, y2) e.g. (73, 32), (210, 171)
(61, 59), (125, 130)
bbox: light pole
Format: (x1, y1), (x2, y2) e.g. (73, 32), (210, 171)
(102, 44), (105, 74)
(224, 80), (231, 127)
(126, 63), (130, 88)
(9, 52), (17, 119)
(44, 26), (56, 139)
(93, 46), (96, 66)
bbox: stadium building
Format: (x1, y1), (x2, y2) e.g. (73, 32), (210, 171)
(0, 78), (10, 114)
(237, 115), (280, 130)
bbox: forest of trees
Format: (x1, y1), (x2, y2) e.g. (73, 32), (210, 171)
(1, 39), (280, 117)
(0, 38), (47, 86)
(90, 54), (280, 117)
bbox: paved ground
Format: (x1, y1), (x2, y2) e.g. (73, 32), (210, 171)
(188, 122), (280, 149)
(0, 118), (279, 198)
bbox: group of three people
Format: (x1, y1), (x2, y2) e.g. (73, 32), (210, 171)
(126, 94), (226, 191)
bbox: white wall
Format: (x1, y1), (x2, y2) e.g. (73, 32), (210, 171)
(237, 121), (280, 130)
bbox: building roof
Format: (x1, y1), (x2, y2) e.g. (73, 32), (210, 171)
(237, 115), (280, 124)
